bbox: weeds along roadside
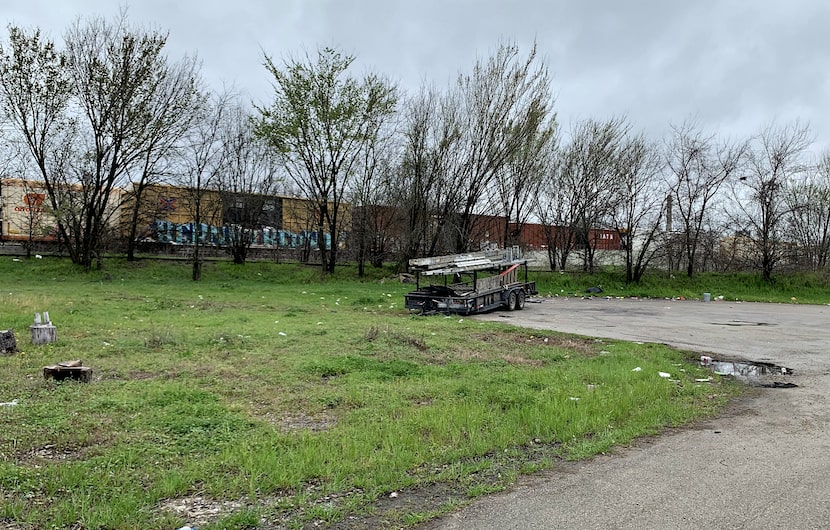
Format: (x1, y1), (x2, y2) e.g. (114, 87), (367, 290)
(0, 258), (743, 529)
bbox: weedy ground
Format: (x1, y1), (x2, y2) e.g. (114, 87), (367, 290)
(0, 258), (746, 529)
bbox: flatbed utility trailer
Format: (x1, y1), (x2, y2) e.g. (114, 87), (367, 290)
(405, 246), (537, 315)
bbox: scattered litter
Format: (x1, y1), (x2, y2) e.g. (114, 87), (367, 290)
(0, 399), (19, 407)
(458, 319), (464, 323)
(635, 341), (644, 345)
(12, 258), (20, 262)
(700, 355), (713, 365)
(658, 372), (671, 378)
(695, 378), (712, 383)
(389, 491), (398, 498)
(599, 350), (610, 355)
(278, 332), (287, 336)
(569, 396), (580, 401)
(631, 367), (642, 372)
(35, 254), (42, 259)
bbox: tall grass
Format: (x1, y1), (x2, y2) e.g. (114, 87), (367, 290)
(0, 257), (743, 529)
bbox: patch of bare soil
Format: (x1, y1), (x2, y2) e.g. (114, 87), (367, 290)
(279, 411), (337, 432)
(157, 495), (245, 527)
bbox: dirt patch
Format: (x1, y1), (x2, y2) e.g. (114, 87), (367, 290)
(157, 495), (246, 527)
(279, 411), (337, 432)
(18, 443), (99, 466)
(471, 331), (600, 356)
(127, 370), (158, 380)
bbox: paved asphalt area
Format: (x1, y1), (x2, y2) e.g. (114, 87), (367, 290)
(422, 297), (830, 530)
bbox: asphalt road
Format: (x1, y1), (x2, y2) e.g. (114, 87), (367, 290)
(422, 297), (830, 530)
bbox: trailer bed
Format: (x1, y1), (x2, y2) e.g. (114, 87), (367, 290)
(405, 248), (537, 315)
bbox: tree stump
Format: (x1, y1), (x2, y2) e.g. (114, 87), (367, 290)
(43, 360), (92, 383)
(30, 312), (57, 345)
(1, 329), (18, 355)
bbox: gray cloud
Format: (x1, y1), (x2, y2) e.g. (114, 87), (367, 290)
(5, 0), (830, 151)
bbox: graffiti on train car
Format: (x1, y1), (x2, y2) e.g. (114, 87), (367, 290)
(143, 220), (332, 249)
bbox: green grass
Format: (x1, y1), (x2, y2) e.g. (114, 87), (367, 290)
(0, 257), (748, 529)
(532, 268), (830, 304)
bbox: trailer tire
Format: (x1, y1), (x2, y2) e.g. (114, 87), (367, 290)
(516, 290), (526, 310)
(506, 290), (517, 311)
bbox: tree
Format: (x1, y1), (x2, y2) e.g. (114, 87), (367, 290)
(730, 121), (811, 282)
(351, 112), (398, 275)
(448, 40), (554, 253)
(561, 117), (629, 273)
(215, 104), (281, 264)
(610, 132), (666, 283)
(490, 107), (557, 249)
(784, 152), (830, 270)
(0, 26), (72, 251)
(387, 86), (461, 267)
(665, 120), (745, 277)
(255, 47), (398, 274)
(178, 90), (231, 280)
(0, 14), (202, 270)
(122, 54), (205, 261)
(535, 148), (577, 271)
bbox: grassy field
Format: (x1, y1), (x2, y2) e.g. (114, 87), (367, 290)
(532, 267), (830, 304)
(0, 258), (761, 529)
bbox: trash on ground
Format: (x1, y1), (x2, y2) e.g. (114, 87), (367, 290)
(658, 372), (671, 378)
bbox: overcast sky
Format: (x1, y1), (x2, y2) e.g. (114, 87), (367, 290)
(5, 0), (830, 154)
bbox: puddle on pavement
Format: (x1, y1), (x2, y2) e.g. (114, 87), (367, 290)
(700, 357), (797, 388)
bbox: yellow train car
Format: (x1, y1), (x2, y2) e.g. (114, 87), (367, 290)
(1, 178), (126, 243)
(1, 179), (58, 242)
(122, 183), (224, 243)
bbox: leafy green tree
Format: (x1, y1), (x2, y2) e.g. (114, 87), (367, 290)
(255, 47), (397, 274)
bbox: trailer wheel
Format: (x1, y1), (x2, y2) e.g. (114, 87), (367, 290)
(516, 290), (526, 310)
(506, 290), (517, 311)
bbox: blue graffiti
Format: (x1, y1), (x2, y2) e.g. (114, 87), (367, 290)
(146, 220), (331, 249)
